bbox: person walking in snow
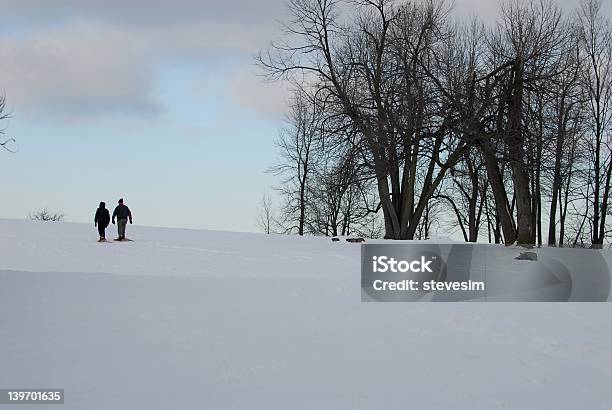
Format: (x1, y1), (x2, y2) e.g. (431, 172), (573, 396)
(112, 198), (133, 241)
(94, 201), (111, 241)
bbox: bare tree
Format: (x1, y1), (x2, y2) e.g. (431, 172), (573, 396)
(268, 88), (320, 235)
(577, 0), (612, 247)
(260, 0), (471, 239)
(256, 193), (276, 234)
(0, 94), (16, 152)
(545, 35), (586, 246)
(479, 0), (570, 244)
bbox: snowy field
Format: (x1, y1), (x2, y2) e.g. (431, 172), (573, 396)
(1, 219), (611, 409)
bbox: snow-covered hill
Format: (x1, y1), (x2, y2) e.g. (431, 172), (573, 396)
(1, 219), (611, 409)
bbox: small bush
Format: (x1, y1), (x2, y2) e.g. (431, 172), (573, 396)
(29, 208), (65, 222)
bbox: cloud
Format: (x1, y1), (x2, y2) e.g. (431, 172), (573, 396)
(0, 0), (284, 120)
(0, 0), (284, 28)
(0, 24), (161, 118)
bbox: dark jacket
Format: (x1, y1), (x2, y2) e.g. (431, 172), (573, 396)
(95, 207), (111, 228)
(113, 204), (132, 221)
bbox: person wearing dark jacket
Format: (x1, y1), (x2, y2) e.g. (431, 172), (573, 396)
(94, 202), (111, 241)
(112, 198), (133, 241)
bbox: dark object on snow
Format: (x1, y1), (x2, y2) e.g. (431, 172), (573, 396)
(331, 237), (340, 242)
(346, 238), (365, 243)
(94, 202), (111, 240)
(516, 251), (538, 261)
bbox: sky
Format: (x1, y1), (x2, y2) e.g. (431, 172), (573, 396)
(0, 0), (597, 233)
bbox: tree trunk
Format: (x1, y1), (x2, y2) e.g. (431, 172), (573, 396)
(480, 142), (517, 244)
(548, 97), (566, 246)
(507, 61), (533, 245)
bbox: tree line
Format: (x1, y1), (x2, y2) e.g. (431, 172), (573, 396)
(258, 0), (612, 247)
